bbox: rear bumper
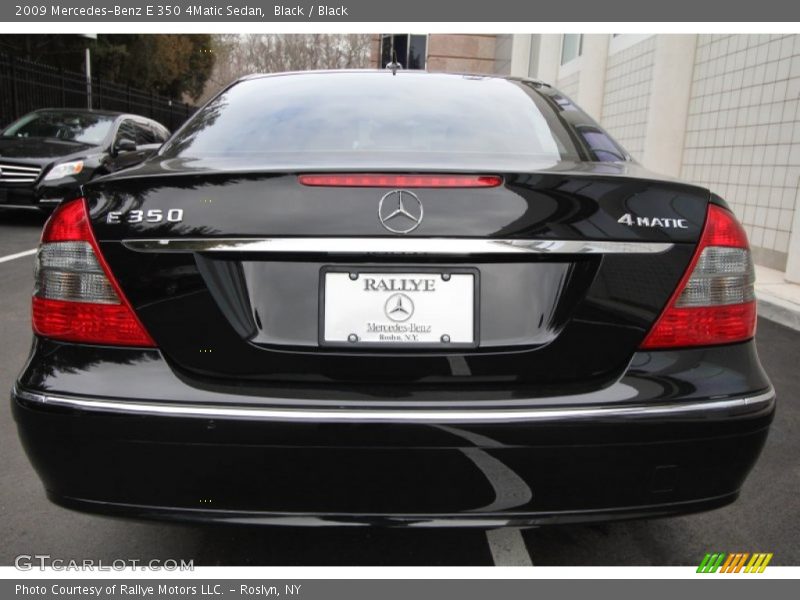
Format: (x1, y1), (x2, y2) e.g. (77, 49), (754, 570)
(12, 381), (775, 527)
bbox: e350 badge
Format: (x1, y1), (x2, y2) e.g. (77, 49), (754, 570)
(106, 209), (184, 224)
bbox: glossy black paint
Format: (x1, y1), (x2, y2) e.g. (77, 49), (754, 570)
(14, 397), (771, 523)
(0, 109), (167, 211)
(89, 167), (708, 242)
(13, 339), (773, 524)
(13, 72), (774, 525)
(88, 168), (702, 387)
(18, 338), (772, 410)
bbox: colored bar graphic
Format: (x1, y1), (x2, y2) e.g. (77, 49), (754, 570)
(697, 553), (727, 573)
(733, 553), (749, 573)
(722, 553), (735, 573)
(745, 553), (774, 573)
(697, 552), (773, 573)
(697, 554), (713, 573)
(759, 554), (774, 573)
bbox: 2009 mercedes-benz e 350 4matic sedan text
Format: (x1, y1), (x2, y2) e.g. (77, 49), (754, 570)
(13, 71), (774, 526)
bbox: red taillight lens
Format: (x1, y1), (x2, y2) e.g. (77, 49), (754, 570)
(41, 197), (93, 242)
(298, 174), (502, 188)
(640, 204), (756, 349)
(32, 298), (155, 347)
(33, 198), (155, 347)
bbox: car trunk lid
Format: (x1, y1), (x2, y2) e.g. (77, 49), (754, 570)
(87, 166), (706, 391)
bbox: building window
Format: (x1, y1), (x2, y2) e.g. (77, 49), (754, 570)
(380, 34), (427, 70)
(560, 34), (582, 65)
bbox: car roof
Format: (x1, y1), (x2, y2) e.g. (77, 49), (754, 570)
(31, 107), (126, 117)
(233, 69), (552, 89)
(29, 108), (168, 123)
(25, 108), (170, 131)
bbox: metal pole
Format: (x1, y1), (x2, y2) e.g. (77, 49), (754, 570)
(10, 55), (19, 118)
(85, 46), (92, 109)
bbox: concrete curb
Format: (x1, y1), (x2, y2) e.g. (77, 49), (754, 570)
(757, 292), (800, 332)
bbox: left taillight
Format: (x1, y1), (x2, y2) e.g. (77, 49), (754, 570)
(32, 198), (155, 347)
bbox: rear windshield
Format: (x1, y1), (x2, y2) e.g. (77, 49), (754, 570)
(160, 72), (588, 171)
(3, 111), (115, 145)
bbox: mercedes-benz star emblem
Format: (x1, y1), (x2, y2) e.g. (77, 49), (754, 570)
(384, 293), (414, 322)
(378, 189), (423, 234)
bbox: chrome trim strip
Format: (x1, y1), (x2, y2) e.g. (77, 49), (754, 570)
(0, 163), (42, 172)
(14, 387), (774, 424)
(0, 204), (41, 211)
(0, 163), (42, 184)
(122, 238), (673, 255)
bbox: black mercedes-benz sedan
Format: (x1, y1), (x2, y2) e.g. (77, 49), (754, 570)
(12, 71), (774, 527)
(0, 108), (169, 213)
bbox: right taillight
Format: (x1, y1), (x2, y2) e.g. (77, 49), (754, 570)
(640, 204), (756, 349)
(32, 198), (155, 347)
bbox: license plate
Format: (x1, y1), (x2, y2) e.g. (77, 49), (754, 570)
(322, 270), (477, 346)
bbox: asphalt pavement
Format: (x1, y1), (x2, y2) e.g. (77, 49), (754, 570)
(1, 208), (797, 567)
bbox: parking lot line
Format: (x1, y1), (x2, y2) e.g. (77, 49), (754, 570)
(486, 528), (533, 566)
(0, 249), (36, 265)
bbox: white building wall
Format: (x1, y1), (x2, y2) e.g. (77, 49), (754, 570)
(641, 35), (696, 177)
(532, 35), (562, 87)
(600, 35), (657, 159)
(577, 35), (610, 121)
(680, 34), (800, 272)
(557, 71), (579, 98)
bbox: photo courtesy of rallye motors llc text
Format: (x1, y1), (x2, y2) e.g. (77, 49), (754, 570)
(15, 584), (300, 596)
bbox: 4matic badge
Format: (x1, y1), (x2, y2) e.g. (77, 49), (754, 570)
(617, 213), (689, 229)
